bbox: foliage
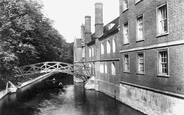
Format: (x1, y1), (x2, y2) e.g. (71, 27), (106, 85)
(0, 0), (73, 82)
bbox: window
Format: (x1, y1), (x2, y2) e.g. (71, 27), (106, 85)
(107, 40), (111, 54)
(112, 39), (116, 53)
(137, 53), (144, 73)
(100, 63), (104, 73)
(92, 62), (95, 75)
(123, 23), (129, 44)
(158, 50), (168, 76)
(111, 62), (116, 75)
(89, 63), (91, 68)
(157, 3), (168, 35)
(89, 47), (91, 57)
(101, 42), (104, 54)
(92, 47), (94, 57)
(124, 54), (130, 72)
(82, 47), (85, 58)
(137, 15), (143, 41)
(105, 63), (107, 74)
(123, 0), (128, 11)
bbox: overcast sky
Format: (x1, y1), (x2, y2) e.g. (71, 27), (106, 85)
(40, 0), (119, 43)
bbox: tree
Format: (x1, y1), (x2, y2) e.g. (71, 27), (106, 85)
(0, 0), (73, 82)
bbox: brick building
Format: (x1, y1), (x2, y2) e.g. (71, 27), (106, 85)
(119, 0), (184, 114)
(74, 0), (184, 114)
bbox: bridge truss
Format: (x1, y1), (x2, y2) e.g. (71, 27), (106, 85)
(17, 61), (94, 82)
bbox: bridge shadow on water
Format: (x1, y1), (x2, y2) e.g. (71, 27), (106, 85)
(0, 73), (145, 115)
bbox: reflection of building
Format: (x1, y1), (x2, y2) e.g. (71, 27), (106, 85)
(74, 0), (184, 115)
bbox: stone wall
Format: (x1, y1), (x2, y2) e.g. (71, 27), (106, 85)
(95, 79), (119, 99)
(119, 83), (184, 115)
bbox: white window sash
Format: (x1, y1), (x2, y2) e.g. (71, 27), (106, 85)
(101, 43), (104, 54)
(157, 4), (167, 34)
(137, 17), (143, 40)
(159, 51), (168, 75)
(124, 55), (129, 71)
(89, 48), (91, 57)
(112, 39), (116, 53)
(111, 62), (116, 75)
(105, 63), (107, 74)
(138, 54), (144, 73)
(100, 63), (104, 73)
(124, 24), (128, 44)
(107, 40), (111, 53)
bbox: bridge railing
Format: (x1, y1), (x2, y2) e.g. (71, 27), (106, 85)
(17, 62), (94, 81)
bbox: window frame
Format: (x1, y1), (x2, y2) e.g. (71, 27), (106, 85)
(112, 38), (116, 53)
(157, 48), (169, 77)
(136, 14), (144, 42)
(156, 2), (169, 37)
(82, 47), (85, 58)
(122, 0), (129, 12)
(89, 47), (91, 57)
(123, 53), (130, 73)
(91, 46), (94, 57)
(111, 62), (116, 75)
(137, 52), (145, 74)
(104, 62), (107, 74)
(101, 42), (104, 55)
(107, 40), (111, 54)
(100, 62), (104, 73)
(123, 22), (129, 45)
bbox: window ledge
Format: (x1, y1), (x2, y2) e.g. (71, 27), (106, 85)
(137, 72), (145, 75)
(156, 32), (169, 38)
(136, 39), (144, 43)
(157, 74), (170, 78)
(123, 71), (130, 74)
(123, 43), (129, 46)
(135, 0), (143, 5)
(122, 8), (128, 13)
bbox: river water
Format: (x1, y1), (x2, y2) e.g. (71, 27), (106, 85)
(0, 74), (145, 115)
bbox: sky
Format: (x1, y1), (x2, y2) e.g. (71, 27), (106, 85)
(40, 0), (119, 43)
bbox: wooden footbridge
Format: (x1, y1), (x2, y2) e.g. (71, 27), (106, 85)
(0, 61), (94, 99)
(17, 61), (94, 82)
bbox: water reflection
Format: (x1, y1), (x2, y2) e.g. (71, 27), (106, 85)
(0, 76), (145, 115)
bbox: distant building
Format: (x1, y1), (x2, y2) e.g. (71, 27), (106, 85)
(74, 0), (184, 115)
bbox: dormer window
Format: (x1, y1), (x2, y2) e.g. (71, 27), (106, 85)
(108, 23), (115, 30)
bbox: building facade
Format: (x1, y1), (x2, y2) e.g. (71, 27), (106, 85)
(74, 0), (184, 115)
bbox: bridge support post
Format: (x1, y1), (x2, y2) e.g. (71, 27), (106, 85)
(84, 76), (95, 89)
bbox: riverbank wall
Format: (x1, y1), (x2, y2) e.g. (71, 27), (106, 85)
(94, 79), (184, 115)
(0, 72), (55, 101)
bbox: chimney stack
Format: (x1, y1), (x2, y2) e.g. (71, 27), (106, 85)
(84, 16), (92, 43)
(95, 2), (103, 38)
(81, 24), (85, 39)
